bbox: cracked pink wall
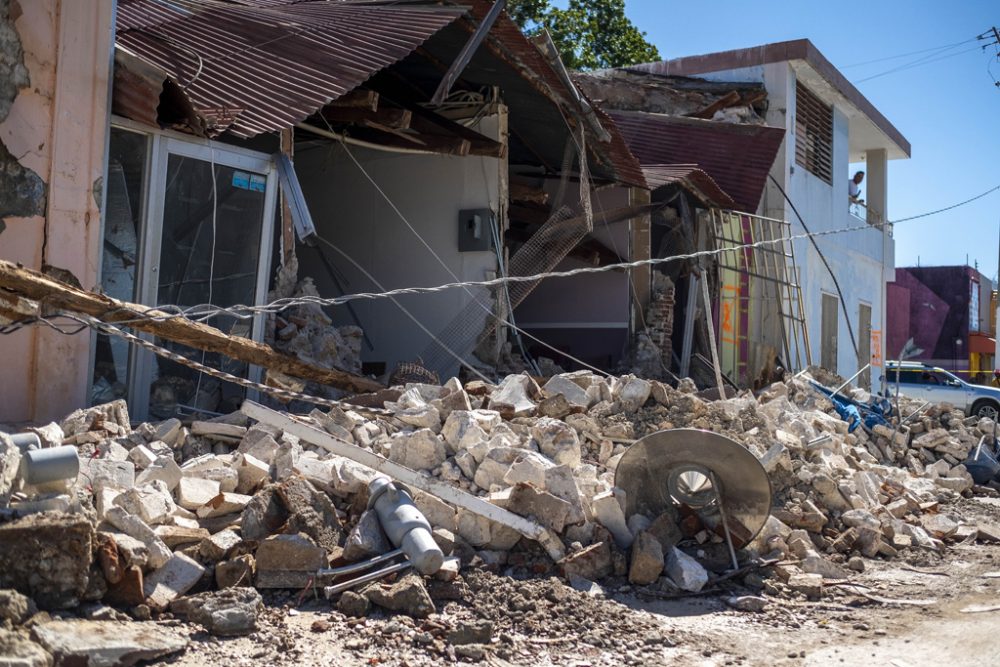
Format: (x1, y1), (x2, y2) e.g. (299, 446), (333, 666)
(0, 0), (114, 423)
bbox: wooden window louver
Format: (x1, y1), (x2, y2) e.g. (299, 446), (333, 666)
(794, 81), (833, 185)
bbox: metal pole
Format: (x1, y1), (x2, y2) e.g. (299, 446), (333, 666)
(709, 471), (740, 572)
(832, 363), (871, 398)
(323, 560), (412, 599)
(700, 273), (727, 399)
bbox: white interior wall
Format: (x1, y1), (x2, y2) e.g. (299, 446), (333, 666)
(296, 115), (502, 380)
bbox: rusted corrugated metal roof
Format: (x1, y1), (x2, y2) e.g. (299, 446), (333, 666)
(115, 0), (466, 137)
(642, 164), (735, 209)
(608, 111), (785, 212)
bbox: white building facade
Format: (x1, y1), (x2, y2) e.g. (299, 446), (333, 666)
(633, 40), (911, 393)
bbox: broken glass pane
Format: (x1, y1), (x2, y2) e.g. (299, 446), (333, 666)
(149, 153), (267, 419)
(92, 128), (146, 405)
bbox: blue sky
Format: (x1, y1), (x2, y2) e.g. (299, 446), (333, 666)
(610, 0), (1000, 284)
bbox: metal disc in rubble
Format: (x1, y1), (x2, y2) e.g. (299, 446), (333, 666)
(614, 428), (772, 546)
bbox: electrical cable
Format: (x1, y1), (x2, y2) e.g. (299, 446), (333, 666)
(856, 44), (985, 83)
(841, 37), (978, 68)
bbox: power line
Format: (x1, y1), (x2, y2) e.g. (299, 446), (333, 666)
(856, 43), (986, 83)
(841, 37), (978, 69)
(888, 182), (1000, 223)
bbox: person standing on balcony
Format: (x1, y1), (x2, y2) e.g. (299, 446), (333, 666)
(849, 171), (865, 203)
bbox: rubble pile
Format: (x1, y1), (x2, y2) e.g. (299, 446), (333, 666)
(0, 369), (998, 662)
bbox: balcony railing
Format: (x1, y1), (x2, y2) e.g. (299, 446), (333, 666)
(849, 200), (892, 236)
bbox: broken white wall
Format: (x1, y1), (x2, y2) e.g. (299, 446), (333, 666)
(0, 0), (114, 423)
(296, 114), (503, 380)
(694, 61), (890, 391)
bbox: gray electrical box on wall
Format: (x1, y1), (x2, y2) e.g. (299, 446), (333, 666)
(458, 208), (494, 251)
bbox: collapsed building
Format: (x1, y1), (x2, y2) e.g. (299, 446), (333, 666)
(4, 2), (993, 665)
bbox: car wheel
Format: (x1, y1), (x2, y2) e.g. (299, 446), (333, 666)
(972, 400), (1000, 422)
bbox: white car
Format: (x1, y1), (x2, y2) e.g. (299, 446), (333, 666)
(884, 362), (1000, 421)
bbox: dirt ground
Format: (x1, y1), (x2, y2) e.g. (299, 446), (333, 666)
(161, 496), (1000, 667)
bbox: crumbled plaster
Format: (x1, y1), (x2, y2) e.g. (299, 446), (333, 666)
(0, 0), (46, 226)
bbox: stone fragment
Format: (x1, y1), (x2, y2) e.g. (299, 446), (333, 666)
(196, 492), (252, 519)
(0, 513), (94, 610)
(240, 486), (289, 542)
(725, 595), (768, 612)
(170, 587), (262, 636)
(412, 491), (457, 532)
(542, 375), (591, 411)
(592, 488), (633, 548)
(31, 620), (187, 666)
(337, 590), (370, 617)
(447, 619), (494, 645)
(616, 376), (651, 412)
(104, 565), (145, 608)
(395, 405), (441, 431)
(255, 534), (326, 588)
(920, 513), (959, 539)
(115, 481), (176, 525)
(0, 626), (51, 667)
(646, 510), (683, 551)
(502, 452), (554, 488)
(176, 477), (221, 510)
(389, 429), (447, 471)
(342, 510), (392, 562)
(199, 529), (242, 563)
(531, 418), (582, 468)
(787, 573), (823, 599)
(537, 393), (572, 419)
(628, 532), (664, 585)
(0, 588), (36, 626)
(455, 510), (492, 547)
(143, 553), (206, 610)
(79, 459), (135, 492)
(664, 547), (708, 592)
(105, 508), (172, 570)
(497, 483), (573, 533)
(432, 528), (456, 556)
(488, 375), (537, 418)
(559, 541), (612, 581)
(215, 555), (255, 590)
(153, 525), (210, 549)
(364, 573), (435, 618)
(233, 453), (269, 494)
(134, 456), (182, 492)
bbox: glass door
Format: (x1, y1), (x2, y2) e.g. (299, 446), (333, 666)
(132, 137), (276, 420)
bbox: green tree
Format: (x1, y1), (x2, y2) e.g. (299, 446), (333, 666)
(506, 0), (660, 70)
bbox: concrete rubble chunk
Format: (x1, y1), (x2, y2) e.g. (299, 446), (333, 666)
(79, 459), (135, 493)
(143, 552), (206, 610)
(615, 376), (651, 412)
(531, 417), (582, 468)
(441, 410), (499, 453)
(495, 482), (572, 533)
(105, 507), (173, 570)
(787, 572), (824, 599)
(337, 590), (370, 617)
(115, 481), (176, 525)
(153, 525), (210, 550)
(389, 429), (447, 471)
(0, 588), (37, 626)
(664, 547), (708, 592)
(363, 573), (435, 618)
(216, 554), (256, 589)
(199, 529), (242, 563)
(559, 541), (612, 581)
(342, 509), (392, 562)
(170, 587), (262, 636)
(134, 456), (182, 492)
(196, 492), (253, 519)
(0, 513), (94, 610)
(628, 531), (665, 585)
(0, 626), (52, 667)
(542, 375), (591, 411)
(488, 374), (537, 418)
(255, 533), (326, 588)
(592, 488), (633, 549)
(176, 477), (221, 510)
(32, 620), (187, 667)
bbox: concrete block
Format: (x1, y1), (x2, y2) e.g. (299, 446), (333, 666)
(176, 477), (221, 510)
(128, 445), (158, 470)
(628, 531), (664, 585)
(531, 417), (581, 468)
(115, 481), (177, 525)
(592, 488), (632, 549)
(144, 552), (206, 609)
(664, 547), (708, 592)
(412, 491), (457, 532)
(233, 452), (269, 494)
(134, 455), (182, 492)
(199, 529), (242, 562)
(105, 507), (173, 569)
(196, 492), (253, 519)
(388, 429), (447, 471)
